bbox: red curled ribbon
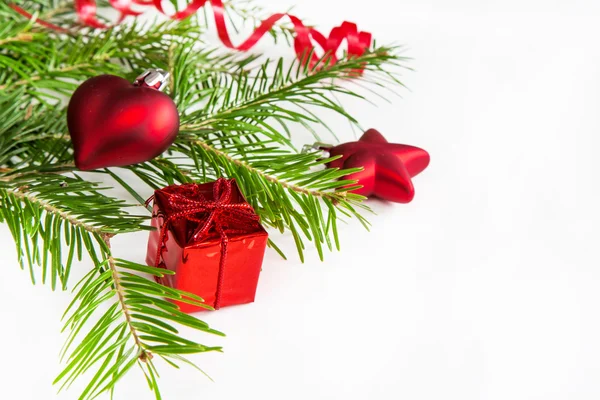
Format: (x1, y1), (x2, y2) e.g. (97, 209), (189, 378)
(148, 178), (261, 310)
(10, 0), (372, 72)
(8, 3), (70, 32)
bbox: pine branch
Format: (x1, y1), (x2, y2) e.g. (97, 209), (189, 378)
(95, 48), (406, 261)
(0, 13), (204, 102)
(174, 138), (369, 261)
(0, 1), (412, 398)
(0, 90), (73, 169)
(0, 60), (109, 91)
(105, 251), (145, 355)
(6, 187), (105, 234)
(0, 174), (148, 289)
(176, 46), (408, 146)
(190, 139), (349, 200)
(57, 254), (223, 400)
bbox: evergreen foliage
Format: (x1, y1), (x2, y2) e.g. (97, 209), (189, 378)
(0, 1), (408, 398)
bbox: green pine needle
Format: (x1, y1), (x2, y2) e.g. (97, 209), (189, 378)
(0, 1), (410, 398)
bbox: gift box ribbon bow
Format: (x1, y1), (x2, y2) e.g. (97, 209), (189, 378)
(148, 178), (261, 309)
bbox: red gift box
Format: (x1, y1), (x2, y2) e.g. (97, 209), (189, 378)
(145, 178), (268, 313)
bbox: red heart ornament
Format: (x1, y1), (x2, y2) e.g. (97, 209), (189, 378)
(67, 74), (179, 170)
(326, 129), (430, 203)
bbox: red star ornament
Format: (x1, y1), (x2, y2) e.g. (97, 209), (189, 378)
(326, 129), (430, 203)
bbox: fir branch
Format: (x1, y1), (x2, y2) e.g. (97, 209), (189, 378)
(103, 240), (150, 366)
(0, 31), (34, 46)
(191, 138), (346, 199)
(41, 1), (73, 19)
(175, 139), (370, 261)
(0, 60), (108, 91)
(0, 91), (72, 168)
(0, 13), (204, 101)
(5, 186), (105, 235)
(107, 49), (405, 260)
(0, 174), (148, 289)
(0, 1), (412, 398)
(176, 46), (408, 146)
(57, 256), (223, 400)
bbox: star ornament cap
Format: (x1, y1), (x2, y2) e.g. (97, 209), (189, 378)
(323, 129), (430, 203)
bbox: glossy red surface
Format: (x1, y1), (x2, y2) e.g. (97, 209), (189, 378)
(327, 129), (430, 203)
(146, 180), (268, 313)
(67, 74), (179, 170)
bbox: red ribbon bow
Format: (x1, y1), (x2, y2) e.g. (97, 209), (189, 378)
(150, 178), (260, 309)
(10, 0), (372, 73)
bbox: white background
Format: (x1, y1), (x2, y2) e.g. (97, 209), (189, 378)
(2, 0), (600, 399)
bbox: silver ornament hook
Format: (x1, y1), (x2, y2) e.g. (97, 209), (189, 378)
(134, 69), (170, 91)
(301, 142), (332, 158)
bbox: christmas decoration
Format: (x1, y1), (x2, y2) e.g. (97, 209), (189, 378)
(1, 1), (414, 399)
(11, 0), (371, 73)
(305, 129), (430, 203)
(146, 178), (268, 313)
(67, 69), (179, 170)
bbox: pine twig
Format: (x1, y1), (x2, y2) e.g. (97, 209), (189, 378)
(0, 162), (74, 182)
(0, 60), (108, 91)
(192, 139), (348, 200)
(101, 234), (153, 363)
(0, 2), (409, 398)
(6, 186), (105, 235)
(0, 32), (34, 46)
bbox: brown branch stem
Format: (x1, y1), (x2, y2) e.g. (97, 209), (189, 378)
(6, 187), (104, 234)
(0, 162), (75, 182)
(0, 57), (108, 91)
(191, 139), (346, 200)
(101, 234), (151, 362)
(0, 32), (34, 46)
